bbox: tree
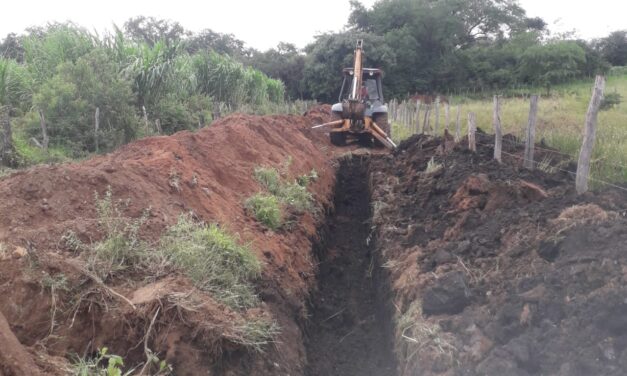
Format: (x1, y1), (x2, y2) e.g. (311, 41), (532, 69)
(123, 16), (189, 46)
(251, 43), (306, 99)
(0, 33), (25, 62)
(0, 59), (28, 166)
(519, 41), (586, 93)
(598, 30), (627, 66)
(302, 31), (395, 102)
(32, 49), (138, 155)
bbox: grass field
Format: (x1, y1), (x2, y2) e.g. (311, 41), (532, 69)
(393, 73), (627, 186)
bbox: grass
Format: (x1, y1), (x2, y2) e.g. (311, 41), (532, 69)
(158, 213), (262, 309)
(245, 194), (282, 230)
(392, 74), (627, 186)
(425, 157), (443, 174)
(233, 317), (281, 352)
(72, 347), (133, 376)
(247, 163), (316, 229)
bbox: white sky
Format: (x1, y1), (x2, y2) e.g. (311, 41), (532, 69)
(0, 0), (625, 50)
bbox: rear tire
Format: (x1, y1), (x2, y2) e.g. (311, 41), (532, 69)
(330, 131), (347, 146)
(373, 113), (391, 147)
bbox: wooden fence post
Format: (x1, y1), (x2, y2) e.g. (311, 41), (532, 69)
(422, 106), (431, 134)
(468, 112), (477, 152)
(576, 76), (606, 194)
(493, 96), (502, 163)
(38, 109), (49, 153)
(434, 96), (440, 134)
(445, 102), (450, 131)
(523, 95), (539, 169)
(155, 119), (162, 134)
(94, 107), (100, 153)
(0, 105), (15, 167)
(414, 100), (421, 135)
(142, 105), (149, 131)
(455, 105), (461, 142)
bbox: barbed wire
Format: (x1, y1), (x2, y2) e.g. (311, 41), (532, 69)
(473, 140), (627, 194)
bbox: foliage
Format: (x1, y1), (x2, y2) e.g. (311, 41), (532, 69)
(596, 30), (627, 66)
(72, 347), (133, 376)
(519, 41), (586, 92)
(245, 193), (283, 230)
(600, 92), (621, 110)
(158, 214), (262, 309)
(70, 187), (148, 280)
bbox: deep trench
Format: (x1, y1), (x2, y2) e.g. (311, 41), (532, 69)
(305, 156), (397, 376)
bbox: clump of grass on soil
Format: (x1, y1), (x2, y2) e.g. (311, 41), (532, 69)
(245, 193), (282, 230)
(158, 213), (262, 309)
(247, 162), (317, 229)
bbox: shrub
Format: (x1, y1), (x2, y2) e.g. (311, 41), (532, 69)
(245, 193), (283, 230)
(158, 214), (261, 309)
(253, 166), (282, 195)
(600, 92), (622, 110)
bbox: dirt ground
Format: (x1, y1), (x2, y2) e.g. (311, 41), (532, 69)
(0, 110), (337, 375)
(2, 105), (627, 375)
(370, 133), (627, 375)
(305, 157), (397, 376)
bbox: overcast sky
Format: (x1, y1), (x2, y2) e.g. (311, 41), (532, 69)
(1, 0), (624, 50)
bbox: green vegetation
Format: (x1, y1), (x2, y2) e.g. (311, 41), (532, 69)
(158, 214), (261, 309)
(247, 164), (316, 229)
(72, 347), (132, 376)
(0, 21), (286, 167)
(245, 194), (282, 230)
(394, 74), (627, 185)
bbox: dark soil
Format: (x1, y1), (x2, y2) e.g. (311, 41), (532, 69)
(370, 133), (627, 375)
(305, 156), (397, 376)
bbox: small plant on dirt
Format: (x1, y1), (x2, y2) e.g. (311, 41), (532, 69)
(254, 166), (282, 195)
(297, 169), (318, 187)
(233, 316), (281, 353)
(425, 157), (443, 174)
(252, 163), (315, 215)
(168, 168), (181, 192)
(84, 187), (148, 280)
(245, 193), (283, 230)
(537, 155), (557, 174)
(158, 214), (262, 309)
(72, 347), (133, 376)
(396, 301), (458, 370)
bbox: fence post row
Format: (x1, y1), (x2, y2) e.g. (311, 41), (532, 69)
(576, 75), (606, 194)
(493, 95), (502, 163)
(445, 102), (450, 132)
(523, 95), (539, 169)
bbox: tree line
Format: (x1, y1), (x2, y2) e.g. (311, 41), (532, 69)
(1, 3), (626, 165)
(0, 19), (285, 165)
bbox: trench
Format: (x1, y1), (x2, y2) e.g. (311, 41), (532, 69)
(305, 156), (397, 376)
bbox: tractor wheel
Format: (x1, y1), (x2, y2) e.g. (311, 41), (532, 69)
(330, 131), (347, 146)
(373, 113), (391, 147)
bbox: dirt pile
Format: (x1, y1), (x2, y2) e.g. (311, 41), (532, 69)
(0, 111), (336, 375)
(370, 134), (627, 375)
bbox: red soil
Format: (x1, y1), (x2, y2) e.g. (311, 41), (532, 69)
(0, 110), (337, 375)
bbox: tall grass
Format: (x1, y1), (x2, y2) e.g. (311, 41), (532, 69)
(394, 74), (627, 185)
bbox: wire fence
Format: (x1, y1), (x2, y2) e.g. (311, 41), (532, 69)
(387, 77), (627, 194)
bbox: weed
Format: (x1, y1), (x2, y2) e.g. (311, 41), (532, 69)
(249, 162), (315, 227)
(254, 166), (282, 195)
(86, 187), (148, 280)
(72, 347), (133, 376)
(158, 214), (261, 309)
(62, 230), (87, 252)
(168, 169), (181, 192)
(537, 155), (557, 174)
(425, 157), (443, 174)
(233, 317), (281, 353)
(396, 301), (458, 371)
(245, 193), (282, 230)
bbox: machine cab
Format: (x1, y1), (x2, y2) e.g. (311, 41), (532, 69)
(338, 68), (384, 104)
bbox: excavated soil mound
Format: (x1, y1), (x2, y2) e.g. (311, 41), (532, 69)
(370, 134), (627, 375)
(0, 112), (336, 375)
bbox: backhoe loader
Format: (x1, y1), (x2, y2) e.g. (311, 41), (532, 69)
(313, 40), (396, 149)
